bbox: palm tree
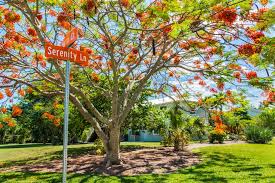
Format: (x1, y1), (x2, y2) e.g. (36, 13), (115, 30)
(169, 103), (190, 151)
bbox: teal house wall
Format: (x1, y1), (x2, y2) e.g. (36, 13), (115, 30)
(127, 129), (162, 142)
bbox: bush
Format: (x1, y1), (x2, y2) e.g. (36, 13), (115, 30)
(245, 126), (273, 144)
(257, 108), (275, 134)
(94, 139), (105, 155)
(209, 130), (226, 144)
(160, 133), (173, 147)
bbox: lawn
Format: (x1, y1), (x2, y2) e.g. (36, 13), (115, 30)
(0, 141), (274, 183)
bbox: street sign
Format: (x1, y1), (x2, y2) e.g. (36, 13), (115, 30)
(61, 28), (78, 47)
(44, 28), (86, 183)
(45, 44), (89, 66)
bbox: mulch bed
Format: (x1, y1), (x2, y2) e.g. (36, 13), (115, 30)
(1, 147), (200, 176)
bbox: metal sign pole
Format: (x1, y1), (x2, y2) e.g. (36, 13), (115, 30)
(62, 60), (70, 183)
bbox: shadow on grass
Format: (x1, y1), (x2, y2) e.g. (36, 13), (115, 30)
(0, 143), (53, 149)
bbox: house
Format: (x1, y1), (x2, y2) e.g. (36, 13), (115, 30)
(127, 129), (162, 142)
(126, 96), (208, 142)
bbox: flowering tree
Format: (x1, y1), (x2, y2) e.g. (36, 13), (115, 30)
(0, 0), (274, 165)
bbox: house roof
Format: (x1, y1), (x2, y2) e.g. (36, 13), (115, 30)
(149, 96), (196, 106)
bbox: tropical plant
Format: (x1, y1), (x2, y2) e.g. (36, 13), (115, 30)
(245, 125), (273, 144)
(184, 117), (209, 142)
(257, 108), (275, 134)
(161, 104), (190, 151)
(208, 130), (226, 143)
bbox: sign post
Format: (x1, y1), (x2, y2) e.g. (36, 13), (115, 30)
(61, 28), (78, 183)
(62, 60), (70, 183)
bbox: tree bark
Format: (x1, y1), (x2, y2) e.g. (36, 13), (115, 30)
(174, 138), (180, 151)
(104, 126), (121, 166)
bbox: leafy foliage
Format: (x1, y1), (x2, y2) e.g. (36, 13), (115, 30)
(245, 126), (273, 144)
(161, 103), (190, 150)
(208, 130), (226, 144)
(256, 108), (275, 134)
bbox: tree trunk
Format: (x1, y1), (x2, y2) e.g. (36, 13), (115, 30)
(104, 126), (121, 166)
(174, 137), (180, 151)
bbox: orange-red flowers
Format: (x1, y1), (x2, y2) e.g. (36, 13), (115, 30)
(173, 56), (180, 65)
(7, 121), (16, 127)
(27, 87), (33, 94)
(233, 71), (241, 78)
(212, 115), (222, 123)
(226, 90), (232, 96)
(59, 21), (72, 30)
(80, 46), (93, 55)
(162, 53), (170, 61)
(2, 117), (16, 127)
(53, 100), (59, 109)
(18, 89), (25, 97)
(144, 60), (150, 65)
(1, 107), (7, 113)
(91, 73), (100, 82)
(83, 0), (97, 12)
(4, 11), (21, 23)
(217, 82), (224, 91)
(48, 10), (57, 16)
(36, 12), (43, 21)
(199, 80), (206, 86)
(260, 0), (268, 6)
(5, 88), (13, 97)
(213, 5), (237, 25)
(0, 123), (3, 129)
(194, 75), (200, 80)
(198, 98), (203, 105)
(0, 48), (7, 55)
(34, 54), (44, 61)
(43, 112), (55, 120)
(179, 42), (190, 50)
(233, 72), (241, 82)
(57, 12), (69, 23)
(12, 106), (22, 117)
(172, 85), (178, 92)
(40, 61), (47, 68)
(132, 48), (138, 55)
(120, 0), (130, 8)
(27, 28), (37, 37)
(246, 29), (265, 43)
(53, 118), (61, 126)
(246, 71), (257, 80)
(264, 90), (275, 103)
(214, 122), (225, 134)
(0, 92), (4, 100)
(238, 44), (256, 57)
(210, 88), (218, 93)
(168, 71), (174, 77)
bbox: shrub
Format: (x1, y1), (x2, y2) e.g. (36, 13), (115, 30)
(257, 108), (275, 134)
(94, 139), (105, 155)
(209, 130), (226, 144)
(245, 126), (273, 144)
(160, 133), (173, 147)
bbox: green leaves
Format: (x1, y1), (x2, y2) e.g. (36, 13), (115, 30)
(169, 20), (193, 38)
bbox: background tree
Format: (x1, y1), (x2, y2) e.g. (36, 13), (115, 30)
(162, 103), (190, 151)
(0, 0), (274, 165)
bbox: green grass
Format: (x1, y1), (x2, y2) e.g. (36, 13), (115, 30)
(0, 141), (274, 183)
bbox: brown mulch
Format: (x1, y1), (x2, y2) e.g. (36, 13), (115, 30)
(1, 147), (200, 176)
